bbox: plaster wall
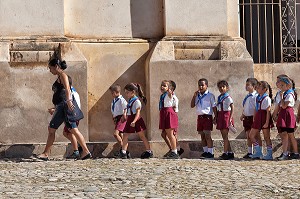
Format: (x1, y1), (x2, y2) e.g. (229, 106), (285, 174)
(0, 0), (64, 37)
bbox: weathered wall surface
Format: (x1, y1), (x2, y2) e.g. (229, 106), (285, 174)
(164, 0), (228, 36)
(75, 42), (153, 142)
(0, 0), (64, 37)
(64, 0), (164, 39)
(0, 42), (88, 144)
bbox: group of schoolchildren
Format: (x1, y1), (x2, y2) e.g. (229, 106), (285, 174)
(107, 75), (299, 160)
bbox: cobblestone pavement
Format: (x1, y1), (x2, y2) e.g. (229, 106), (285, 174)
(0, 158), (299, 199)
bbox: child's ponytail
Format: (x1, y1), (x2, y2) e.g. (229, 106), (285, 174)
(290, 78), (298, 101)
(136, 83), (147, 105)
(268, 83), (273, 104)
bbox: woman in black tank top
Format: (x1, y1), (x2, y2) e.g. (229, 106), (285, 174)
(37, 58), (91, 160)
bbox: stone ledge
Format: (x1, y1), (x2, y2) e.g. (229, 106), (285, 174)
(0, 139), (298, 159)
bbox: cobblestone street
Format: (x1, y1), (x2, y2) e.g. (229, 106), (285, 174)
(0, 158), (299, 199)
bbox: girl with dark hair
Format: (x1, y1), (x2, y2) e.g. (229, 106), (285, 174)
(249, 81), (274, 160)
(119, 83), (153, 159)
(37, 58), (91, 160)
(276, 77), (299, 160)
(216, 80), (235, 160)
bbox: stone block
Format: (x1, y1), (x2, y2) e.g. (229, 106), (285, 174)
(0, 0), (64, 37)
(64, 0), (163, 39)
(164, 0), (228, 36)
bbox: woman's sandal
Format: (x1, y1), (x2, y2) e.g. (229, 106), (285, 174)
(81, 152), (92, 160)
(34, 154), (49, 161)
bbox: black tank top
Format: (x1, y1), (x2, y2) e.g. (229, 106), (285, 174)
(52, 76), (72, 105)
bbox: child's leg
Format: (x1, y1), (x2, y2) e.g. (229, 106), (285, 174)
(288, 133), (298, 153)
(137, 130), (151, 151)
(165, 128), (177, 151)
(113, 130), (123, 147)
(280, 131), (289, 154)
(246, 129), (253, 154)
(249, 128), (263, 158)
(63, 131), (78, 151)
(249, 128), (260, 144)
(262, 128), (273, 159)
(199, 131), (208, 152)
(220, 129), (230, 152)
(122, 133), (129, 151)
(161, 130), (171, 150)
(204, 131), (214, 154)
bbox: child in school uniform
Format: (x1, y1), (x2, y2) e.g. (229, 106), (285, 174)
(191, 78), (217, 159)
(160, 80), (184, 158)
(159, 80), (180, 159)
(120, 83), (153, 159)
(249, 81), (274, 160)
(216, 80), (235, 160)
(240, 78), (259, 159)
(109, 84), (127, 157)
(276, 77), (299, 160)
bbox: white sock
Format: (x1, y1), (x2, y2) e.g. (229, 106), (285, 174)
(121, 150), (126, 154)
(172, 149), (178, 154)
(203, 146), (208, 152)
(208, 148), (214, 154)
(248, 147), (253, 154)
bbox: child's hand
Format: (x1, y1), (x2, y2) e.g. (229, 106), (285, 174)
(240, 114), (244, 121)
(194, 91), (199, 97)
(48, 108), (55, 115)
(130, 122), (135, 127)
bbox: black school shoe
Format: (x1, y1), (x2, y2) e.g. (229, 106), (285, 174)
(219, 153), (229, 160)
(165, 151), (180, 159)
(200, 152), (208, 159)
(243, 153), (253, 159)
(163, 150), (171, 157)
(81, 152), (92, 160)
(178, 148), (185, 156)
(289, 153), (300, 159)
(228, 152), (235, 160)
(141, 151), (153, 159)
(204, 152), (214, 159)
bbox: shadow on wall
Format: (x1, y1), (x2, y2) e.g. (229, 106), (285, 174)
(130, 0), (164, 38)
(88, 51), (150, 142)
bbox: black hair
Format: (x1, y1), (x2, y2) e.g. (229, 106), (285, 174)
(246, 78), (258, 87)
(217, 80), (229, 88)
(124, 83), (147, 105)
(277, 74), (288, 79)
(278, 77), (298, 101)
(198, 78), (208, 86)
(109, 84), (121, 93)
(258, 81), (273, 103)
(48, 58), (67, 70)
(170, 80), (176, 91)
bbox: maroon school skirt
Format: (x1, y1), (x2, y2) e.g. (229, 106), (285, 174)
(197, 115), (213, 131)
(243, 116), (253, 131)
(217, 111), (233, 130)
(276, 107), (296, 129)
(159, 107), (178, 130)
(123, 114), (147, 133)
(114, 115), (126, 132)
(252, 110), (274, 130)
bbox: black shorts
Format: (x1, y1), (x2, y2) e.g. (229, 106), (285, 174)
(49, 102), (78, 130)
(278, 127), (295, 133)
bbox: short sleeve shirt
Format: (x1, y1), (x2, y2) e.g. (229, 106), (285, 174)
(282, 93), (295, 107)
(111, 95), (127, 118)
(217, 96), (233, 111)
(259, 96), (272, 110)
(243, 91), (257, 116)
(127, 99), (142, 115)
(195, 91), (216, 115)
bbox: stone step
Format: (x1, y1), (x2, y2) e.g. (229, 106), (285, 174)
(0, 139), (296, 159)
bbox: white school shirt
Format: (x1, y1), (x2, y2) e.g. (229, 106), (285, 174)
(163, 94), (179, 113)
(127, 99), (142, 115)
(111, 95), (127, 118)
(258, 96), (272, 110)
(281, 93), (295, 107)
(195, 90), (216, 115)
(243, 91), (257, 116)
(274, 90), (282, 105)
(217, 95), (233, 111)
